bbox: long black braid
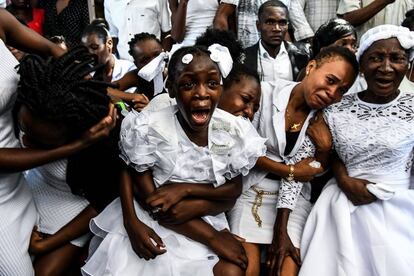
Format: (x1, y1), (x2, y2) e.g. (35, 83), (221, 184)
(16, 46), (111, 139)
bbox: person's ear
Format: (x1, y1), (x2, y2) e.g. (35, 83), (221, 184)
(256, 20), (261, 33)
(107, 39), (113, 52)
(305, 60), (317, 76)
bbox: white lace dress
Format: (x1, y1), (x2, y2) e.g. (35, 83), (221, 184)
(0, 39), (37, 275)
(300, 91), (414, 276)
(24, 159), (91, 247)
(82, 106), (266, 276)
(229, 80), (315, 246)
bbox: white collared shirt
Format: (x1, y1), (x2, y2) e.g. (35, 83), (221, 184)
(104, 0), (171, 61)
(257, 41), (293, 82)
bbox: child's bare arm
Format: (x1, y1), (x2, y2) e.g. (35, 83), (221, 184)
(146, 176), (242, 212)
(29, 205), (97, 255)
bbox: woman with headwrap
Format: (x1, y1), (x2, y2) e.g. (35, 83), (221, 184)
(299, 24), (414, 276)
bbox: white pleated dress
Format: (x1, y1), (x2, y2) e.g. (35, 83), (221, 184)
(82, 106), (266, 276)
(24, 159), (91, 247)
(300, 91), (414, 276)
(0, 39), (37, 275)
(228, 81), (315, 247)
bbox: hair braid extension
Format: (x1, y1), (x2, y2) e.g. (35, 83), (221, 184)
(16, 46), (111, 139)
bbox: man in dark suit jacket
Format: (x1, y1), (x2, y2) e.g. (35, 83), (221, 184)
(243, 0), (309, 81)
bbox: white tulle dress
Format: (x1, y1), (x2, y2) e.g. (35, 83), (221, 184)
(300, 91), (414, 276)
(82, 105), (266, 276)
(0, 39), (37, 275)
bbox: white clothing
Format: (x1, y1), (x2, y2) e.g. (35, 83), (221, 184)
(112, 55), (136, 83)
(337, 0), (414, 41)
(258, 41), (294, 81)
(300, 91), (414, 276)
(229, 81), (315, 245)
(104, 0), (171, 61)
(112, 55), (136, 93)
(144, 93), (176, 112)
(0, 39), (37, 275)
(82, 106), (266, 276)
(25, 159), (91, 247)
(399, 75), (414, 93)
(229, 178), (312, 246)
(170, 0), (218, 53)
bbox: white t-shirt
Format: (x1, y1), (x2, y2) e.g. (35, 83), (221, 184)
(104, 0), (171, 61)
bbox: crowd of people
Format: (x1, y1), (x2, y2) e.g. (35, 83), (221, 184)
(0, 0), (414, 275)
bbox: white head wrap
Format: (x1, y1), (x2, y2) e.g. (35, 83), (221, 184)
(357, 25), (414, 62)
(137, 52), (168, 96)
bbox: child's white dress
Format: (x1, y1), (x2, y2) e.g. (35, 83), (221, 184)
(82, 105), (266, 276)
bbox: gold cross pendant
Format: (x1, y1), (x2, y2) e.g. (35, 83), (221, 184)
(290, 123), (301, 131)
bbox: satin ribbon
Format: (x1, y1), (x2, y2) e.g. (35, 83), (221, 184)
(137, 52), (168, 96)
(208, 43), (233, 78)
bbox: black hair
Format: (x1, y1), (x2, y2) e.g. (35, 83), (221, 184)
(258, 0), (289, 21)
(314, 46), (359, 78)
(49, 35), (66, 45)
(128, 32), (162, 56)
(195, 28), (244, 63)
(81, 18), (110, 44)
(312, 18), (357, 57)
(223, 63), (260, 91)
(402, 9), (414, 31)
(167, 45), (216, 84)
(16, 46), (111, 139)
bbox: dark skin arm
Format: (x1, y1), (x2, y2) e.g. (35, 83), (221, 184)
(168, 0), (188, 43)
(267, 208), (301, 276)
(339, 0), (395, 27)
(213, 3), (236, 31)
(29, 205), (97, 255)
(126, 169), (247, 267)
(161, 31), (173, 52)
(332, 153), (377, 205)
(146, 176), (242, 212)
(0, 9), (65, 57)
(306, 111), (332, 169)
(0, 105), (116, 173)
(256, 156), (324, 182)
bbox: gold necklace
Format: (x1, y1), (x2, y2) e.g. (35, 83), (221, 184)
(285, 108), (303, 131)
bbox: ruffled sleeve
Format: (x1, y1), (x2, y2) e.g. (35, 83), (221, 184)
(210, 109), (267, 186)
(119, 110), (158, 172)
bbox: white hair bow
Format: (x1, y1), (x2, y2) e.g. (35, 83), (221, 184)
(137, 52), (168, 96)
(208, 44), (233, 78)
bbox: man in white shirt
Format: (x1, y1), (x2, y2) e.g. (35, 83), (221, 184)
(104, 0), (171, 61)
(243, 0), (309, 81)
(337, 0), (413, 39)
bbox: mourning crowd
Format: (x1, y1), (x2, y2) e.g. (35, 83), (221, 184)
(0, 0), (414, 275)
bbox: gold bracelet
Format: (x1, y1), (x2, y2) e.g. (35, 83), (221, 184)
(286, 165), (295, 182)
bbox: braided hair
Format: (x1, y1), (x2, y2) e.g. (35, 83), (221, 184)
(16, 47), (111, 139)
(128, 32), (162, 57)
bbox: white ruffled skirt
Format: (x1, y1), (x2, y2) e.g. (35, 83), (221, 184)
(228, 178), (312, 247)
(300, 179), (414, 276)
(82, 198), (226, 276)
